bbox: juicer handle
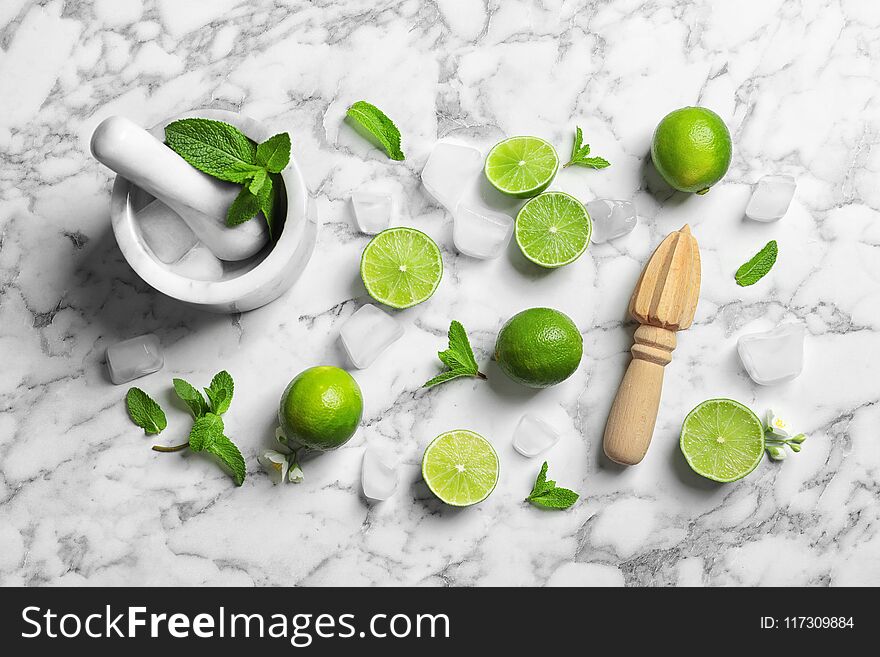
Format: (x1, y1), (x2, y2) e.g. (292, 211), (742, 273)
(603, 324), (677, 466)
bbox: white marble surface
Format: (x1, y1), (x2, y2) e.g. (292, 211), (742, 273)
(1, 0), (879, 587)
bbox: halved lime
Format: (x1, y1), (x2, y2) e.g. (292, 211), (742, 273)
(360, 227), (443, 309)
(515, 192), (591, 268)
(680, 398), (765, 483)
(485, 136), (559, 198)
(422, 430), (499, 506)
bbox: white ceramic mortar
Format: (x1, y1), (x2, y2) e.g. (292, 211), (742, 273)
(110, 109), (317, 313)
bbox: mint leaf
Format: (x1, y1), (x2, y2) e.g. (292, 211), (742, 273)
(423, 370), (470, 388)
(205, 370), (234, 415)
(563, 126), (611, 169)
(528, 487), (580, 509)
(346, 101), (405, 161)
(256, 133), (291, 173)
(227, 185), (262, 226)
(125, 388), (167, 434)
(207, 434), (246, 486)
(526, 461), (579, 510)
(165, 118), (258, 182)
(188, 413), (224, 452)
(422, 320), (486, 388)
(259, 174), (278, 238)
(529, 461), (553, 497)
(579, 156), (610, 169)
(570, 126), (587, 159)
(248, 167), (268, 196)
(735, 240), (778, 287)
(173, 378), (208, 418)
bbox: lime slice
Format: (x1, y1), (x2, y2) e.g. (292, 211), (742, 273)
(485, 136), (559, 198)
(680, 398), (765, 483)
(515, 192), (591, 268)
(421, 430), (499, 506)
(360, 227), (443, 309)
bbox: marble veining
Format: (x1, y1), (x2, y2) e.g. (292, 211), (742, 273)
(1, 0), (879, 587)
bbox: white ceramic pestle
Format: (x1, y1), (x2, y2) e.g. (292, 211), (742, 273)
(91, 116), (268, 261)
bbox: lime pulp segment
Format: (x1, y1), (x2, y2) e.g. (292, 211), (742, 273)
(515, 192), (591, 268)
(360, 227), (443, 309)
(484, 136), (559, 198)
(421, 430), (499, 506)
(679, 398), (765, 483)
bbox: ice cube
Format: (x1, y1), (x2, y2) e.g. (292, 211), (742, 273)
(452, 203), (514, 259)
(106, 333), (164, 384)
(340, 304), (404, 369)
(168, 242), (224, 282)
(745, 175), (796, 222)
(513, 414), (561, 457)
(737, 322), (805, 385)
(586, 199), (637, 244)
(135, 199), (199, 264)
(421, 141), (483, 211)
(362, 446), (398, 501)
(352, 191), (393, 234)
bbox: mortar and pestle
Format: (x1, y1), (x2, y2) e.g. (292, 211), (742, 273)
(91, 109), (318, 313)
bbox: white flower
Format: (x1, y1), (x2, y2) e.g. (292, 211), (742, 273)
(275, 426), (289, 448)
(766, 445), (787, 461)
(287, 461), (304, 484)
(765, 410), (792, 439)
(259, 450), (289, 484)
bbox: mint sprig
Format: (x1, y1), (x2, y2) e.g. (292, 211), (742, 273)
(563, 126), (610, 169)
(164, 118), (290, 238)
(423, 320), (486, 388)
(735, 240), (778, 287)
(346, 101), (405, 161)
(125, 388), (167, 434)
(525, 462), (579, 510)
(152, 370), (245, 486)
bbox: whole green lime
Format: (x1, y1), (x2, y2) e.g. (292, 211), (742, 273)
(494, 308), (583, 388)
(278, 366), (363, 450)
(651, 107), (732, 194)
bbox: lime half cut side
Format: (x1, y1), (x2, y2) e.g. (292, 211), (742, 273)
(360, 227), (443, 309)
(515, 191), (591, 268)
(484, 136), (559, 198)
(422, 430), (499, 506)
(680, 398), (764, 483)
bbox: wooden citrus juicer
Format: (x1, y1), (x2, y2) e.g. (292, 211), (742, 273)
(603, 224), (701, 465)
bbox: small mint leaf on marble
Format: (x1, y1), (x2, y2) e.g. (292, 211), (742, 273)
(526, 461), (579, 510)
(125, 388), (167, 435)
(423, 320), (486, 388)
(346, 101), (405, 161)
(564, 126), (611, 169)
(735, 240), (778, 287)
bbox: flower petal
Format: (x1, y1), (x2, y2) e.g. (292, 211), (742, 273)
(765, 410), (791, 438)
